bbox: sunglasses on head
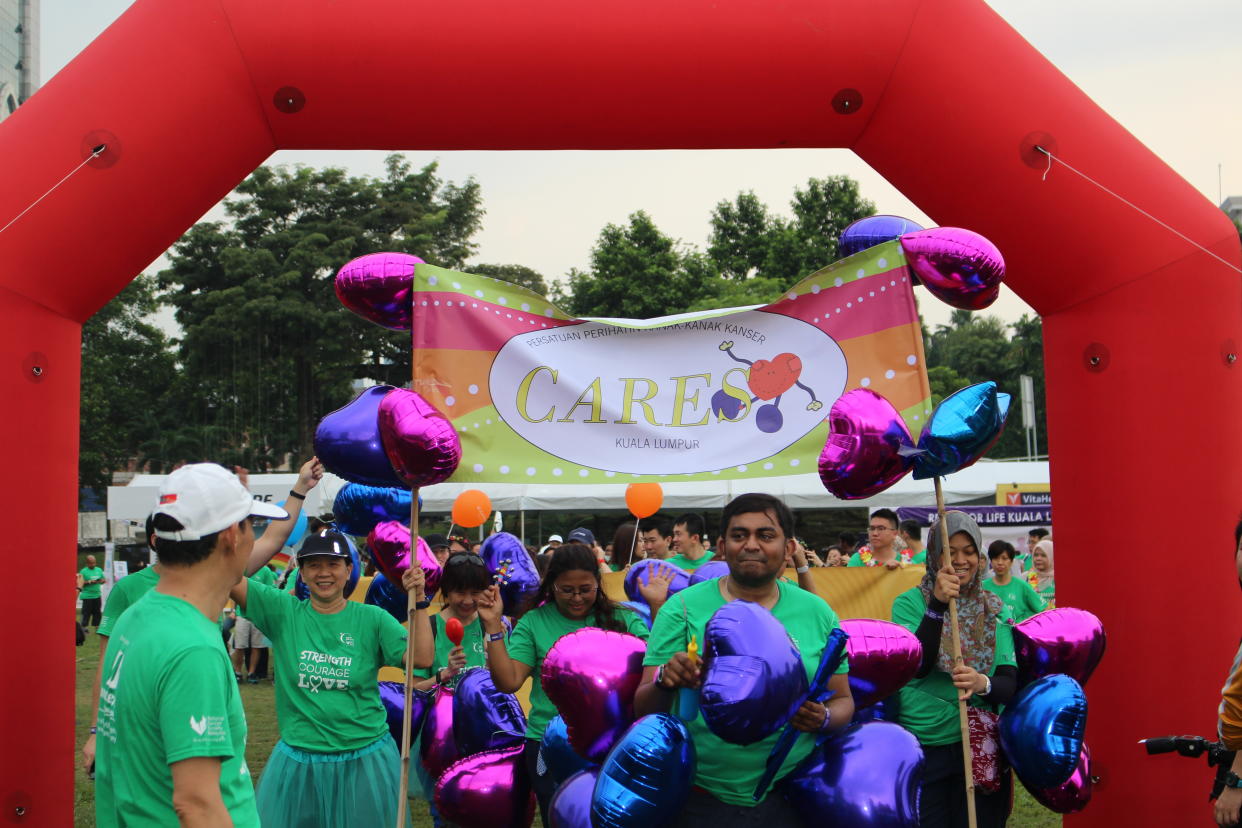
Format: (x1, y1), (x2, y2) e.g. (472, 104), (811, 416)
(446, 552), (487, 567)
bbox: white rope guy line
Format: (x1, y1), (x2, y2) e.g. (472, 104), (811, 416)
(0, 144), (107, 237)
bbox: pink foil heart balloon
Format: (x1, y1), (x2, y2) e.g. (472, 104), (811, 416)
(1013, 607), (1106, 688)
(366, 520), (442, 597)
(334, 251), (424, 330)
(900, 227), (1005, 311)
(819, 388), (914, 499)
(434, 745), (535, 828)
(421, 684), (460, 781)
(839, 619), (923, 710)
(378, 388), (462, 488)
(1025, 743), (1093, 814)
(541, 629), (648, 763)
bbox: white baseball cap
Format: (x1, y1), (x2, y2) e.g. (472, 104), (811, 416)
(154, 463), (289, 541)
(548, 534), (563, 543)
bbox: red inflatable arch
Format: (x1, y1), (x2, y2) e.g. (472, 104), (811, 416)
(0, 0), (1236, 823)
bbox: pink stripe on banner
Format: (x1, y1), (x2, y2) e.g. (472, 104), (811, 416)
(414, 292), (580, 352)
(766, 268), (918, 341)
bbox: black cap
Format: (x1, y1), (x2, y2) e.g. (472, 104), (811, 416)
(425, 533), (450, 550)
(567, 527), (595, 546)
(297, 530), (352, 561)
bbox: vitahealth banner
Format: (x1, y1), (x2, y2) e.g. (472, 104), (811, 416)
(411, 239), (932, 486)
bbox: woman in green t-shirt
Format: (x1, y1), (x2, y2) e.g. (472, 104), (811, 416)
(982, 539), (1046, 623)
(1030, 539), (1055, 606)
(891, 511), (1018, 828)
(478, 542), (649, 824)
(231, 529), (433, 828)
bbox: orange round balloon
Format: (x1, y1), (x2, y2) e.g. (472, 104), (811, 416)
(625, 483), (663, 519)
(451, 489), (492, 528)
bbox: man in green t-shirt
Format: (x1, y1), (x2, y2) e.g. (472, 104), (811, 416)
(665, 512), (715, 571)
(78, 555), (106, 631)
(636, 493), (855, 823)
(95, 463), (290, 827)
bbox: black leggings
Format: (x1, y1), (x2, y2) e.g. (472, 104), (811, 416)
(919, 741), (1012, 828)
(522, 738), (558, 825)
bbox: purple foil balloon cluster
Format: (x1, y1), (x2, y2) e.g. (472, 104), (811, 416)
(313, 385), (461, 489)
(334, 251), (423, 331)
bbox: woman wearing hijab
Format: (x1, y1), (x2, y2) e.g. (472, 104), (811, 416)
(890, 511), (1018, 828)
(1029, 539), (1055, 606)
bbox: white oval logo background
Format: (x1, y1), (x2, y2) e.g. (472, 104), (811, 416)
(489, 310), (847, 475)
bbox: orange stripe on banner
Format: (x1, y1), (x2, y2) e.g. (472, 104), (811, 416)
(837, 322), (931, 412)
(415, 349), (496, 418)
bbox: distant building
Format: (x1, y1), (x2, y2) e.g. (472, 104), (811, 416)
(1224, 196), (1242, 227)
(0, 0), (38, 122)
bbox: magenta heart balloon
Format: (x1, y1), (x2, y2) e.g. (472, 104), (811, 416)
(1013, 608), (1106, 688)
(434, 744), (535, 828)
(366, 520), (442, 598)
(818, 389), (914, 500)
(1025, 743), (1093, 814)
(541, 629), (647, 763)
(899, 227), (1005, 311)
(840, 619), (922, 710)
(378, 388), (462, 488)
(420, 684), (460, 781)
(334, 251), (423, 330)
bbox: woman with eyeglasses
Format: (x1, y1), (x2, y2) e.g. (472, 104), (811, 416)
(478, 542), (650, 823)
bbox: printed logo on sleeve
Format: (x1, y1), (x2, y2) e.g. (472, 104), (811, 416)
(190, 716), (208, 736)
(188, 715), (226, 740)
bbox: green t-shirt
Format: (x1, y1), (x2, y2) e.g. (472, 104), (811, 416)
(244, 581), (409, 752)
(413, 612), (490, 679)
(983, 576), (1046, 623)
(79, 567), (105, 600)
(664, 549), (714, 571)
(891, 586), (1016, 747)
(508, 603), (649, 741)
(643, 579), (848, 806)
(910, 549), (927, 565)
(97, 566), (161, 637)
(95, 591), (257, 828)
(1035, 577), (1055, 605)
(235, 566), (277, 620)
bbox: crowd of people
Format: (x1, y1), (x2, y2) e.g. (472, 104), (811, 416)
(83, 463), (1063, 827)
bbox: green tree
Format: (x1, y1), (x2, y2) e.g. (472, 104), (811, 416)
(467, 263), (548, 296)
(158, 155), (484, 466)
(80, 276), (177, 493)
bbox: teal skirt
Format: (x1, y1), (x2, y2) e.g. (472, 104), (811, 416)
(256, 735), (411, 828)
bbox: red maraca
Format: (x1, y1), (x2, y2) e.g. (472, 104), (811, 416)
(445, 617), (465, 647)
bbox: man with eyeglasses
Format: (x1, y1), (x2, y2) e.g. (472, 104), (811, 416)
(848, 508), (906, 569)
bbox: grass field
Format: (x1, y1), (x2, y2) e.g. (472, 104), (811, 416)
(74, 631), (1061, 827)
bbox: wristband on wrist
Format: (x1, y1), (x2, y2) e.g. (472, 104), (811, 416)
(924, 606), (945, 622)
(980, 675), (992, 697)
(90, 726), (97, 735)
(287, 489), (306, 500)
(817, 707), (832, 733)
(653, 665), (674, 691)
(1225, 771), (1242, 789)
(414, 598), (432, 610)
(795, 565), (810, 574)
(486, 630), (506, 644)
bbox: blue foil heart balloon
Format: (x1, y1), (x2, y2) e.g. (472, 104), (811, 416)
(313, 385), (404, 487)
(911, 381), (1011, 480)
(782, 721), (923, 828)
(480, 532), (541, 613)
(899, 227), (1005, 311)
(377, 680), (431, 749)
(838, 215), (924, 258)
(363, 571), (406, 621)
(549, 768), (599, 828)
(540, 716), (596, 790)
(591, 714), (696, 828)
(332, 483), (412, 537)
(623, 559), (690, 606)
(999, 674), (1088, 788)
(453, 667), (527, 757)
(819, 388), (915, 499)
(688, 560), (729, 585)
(701, 600), (808, 745)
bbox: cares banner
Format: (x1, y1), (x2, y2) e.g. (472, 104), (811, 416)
(412, 239), (931, 486)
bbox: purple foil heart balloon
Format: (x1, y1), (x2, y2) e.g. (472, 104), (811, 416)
(701, 600), (808, 745)
(367, 520), (442, 598)
(421, 684), (460, 781)
(378, 388), (462, 488)
(377, 680), (431, 749)
(480, 533), (541, 614)
(1013, 608), (1106, 688)
(541, 629), (648, 763)
(899, 227), (1005, 311)
(688, 560), (730, 585)
(622, 559), (690, 605)
(434, 744), (535, 828)
(1025, 743), (1093, 814)
(840, 619), (922, 710)
(313, 385), (404, 487)
(334, 251), (423, 330)
(782, 721), (924, 828)
(819, 388), (915, 499)
(453, 667), (527, 757)
(911, 381), (1011, 480)
(838, 214), (925, 258)
(549, 768), (599, 828)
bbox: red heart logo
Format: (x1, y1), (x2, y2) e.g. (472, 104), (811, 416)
(747, 353), (802, 400)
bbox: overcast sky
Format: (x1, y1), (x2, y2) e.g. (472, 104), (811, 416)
(39, 1), (1242, 329)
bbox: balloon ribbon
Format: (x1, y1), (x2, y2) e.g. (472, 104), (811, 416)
(752, 627), (849, 800)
